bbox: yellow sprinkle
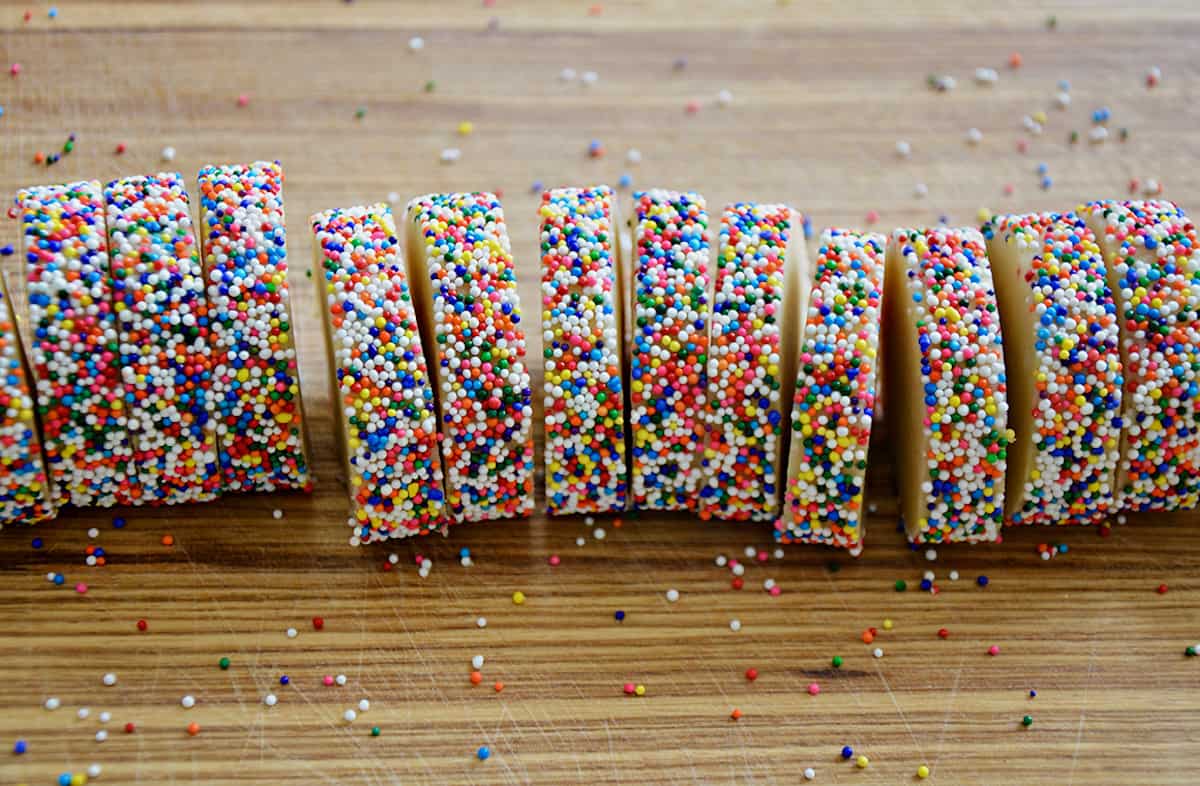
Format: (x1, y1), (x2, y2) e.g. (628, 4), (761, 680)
(634, 684), (645, 696)
(882, 618), (893, 631)
(917, 764), (930, 779)
(457, 121), (474, 135)
(512, 591), (525, 605)
(856, 755), (869, 769)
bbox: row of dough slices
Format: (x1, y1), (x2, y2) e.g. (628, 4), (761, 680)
(2, 165), (312, 528)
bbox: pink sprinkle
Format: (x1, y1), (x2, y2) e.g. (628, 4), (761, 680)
(807, 682), (820, 696)
(10, 63), (22, 76)
(236, 94), (250, 107)
(769, 586), (782, 597)
(75, 583), (88, 594)
(548, 554), (560, 566)
(1003, 184), (1014, 196)
(988, 645), (1000, 656)
(323, 675), (334, 686)
(755, 551), (768, 563)
(1016, 140), (1028, 154)
(685, 100), (700, 114)
(623, 682), (635, 695)
(865, 210), (879, 225)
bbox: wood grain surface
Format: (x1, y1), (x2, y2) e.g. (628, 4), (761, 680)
(2, 2), (1199, 784)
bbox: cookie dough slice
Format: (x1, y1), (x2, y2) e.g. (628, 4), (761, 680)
(778, 229), (885, 551)
(17, 180), (137, 507)
(627, 189), (711, 511)
(539, 186), (629, 515)
(312, 205), (446, 544)
(105, 172), (220, 505)
(1081, 200), (1200, 511)
(984, 212), (1122, 525)
(404, 193), (534, 523)
(198, 161), (311, 493)
(699, 202), (809, 522)
(884, 227), (1012, 543)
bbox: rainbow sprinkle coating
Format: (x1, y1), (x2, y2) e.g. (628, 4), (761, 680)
(405, 193), (534, 523)
(629, 189), (711, 511)
(1081, 200), (1200, 511)
(699, 203), (800, 522)
(17, 180), (137, 507)
(539, 186), (628, 515)
(105, 172), (220, 506)
(778, 228), (885, 550)
(0, 282), (54, 525)
(312, 205), (445, 545)
(983, 212), (1123, 525)
(198, 161), (310, 493)
(887, 227), (1011, 543)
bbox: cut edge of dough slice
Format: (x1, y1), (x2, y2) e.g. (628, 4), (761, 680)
(779, 228), (885, 553)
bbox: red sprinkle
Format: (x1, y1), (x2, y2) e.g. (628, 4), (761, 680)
(744, 668), (758, 682)
(731, 577), (744, 590)
(937, 627), (950, 639)
(1156, 584), (1168, 595)
(312, 617), (325, 630)
(124, 722), (136, 734)
(115, 142), (126, 155)
(136, 619), (148, 632)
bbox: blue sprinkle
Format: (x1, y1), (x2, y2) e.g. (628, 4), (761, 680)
(279, 675), (290, 686)
(31, 537), (43, 549)
(614, 610), (625, 622)
(477, 746), (491, 761)
(113, 516), (126, 529)
(0, 244), (12, 257)
(976, 575), (989, 587)
(13, 739), (27, 754)
(841, 746), (854, 759)
(618, 173), (633, 189)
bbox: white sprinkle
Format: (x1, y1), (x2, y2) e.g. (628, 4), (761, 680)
(86, 556), (97, 566)
(949, 570), (960, 581)
(1148, 65), (1162, 82)
(914, 182), (928, 198)
(46, 572), (56, 582)
(924, 548), (937, 562)
(1088, 126), (1108, 144)
(272, 509), (283, 520)
(559, 67), (577, 82)
(1040, 551), (1052, 561)
(95, 730), (107, 743)
(1141, 179), (1161, 196)
(715, 555), (727, 567)
(974, 67), (998, 85)
(923, 570), (935, 581)
(440, 147), (461, 164)
(716, 88), (733, 106)
(78, 707), (90, 719)
(87, 527), (99, 538)
(873, 648), (884, 659)
(868, 502), (878, 513)
(763, 578), (776, 591)
(1117, 514), (1128, 524)
(44, 697), (60, 711)
(286, 628), (297, 639)
(895, 140), (912, 158)
(593, 527), (606, 541)
(181, 695), (195, 709)
(161, 146), (176, 162)
(665, 589), (680, 603)
(472, 655), (485, 670)
(743, 546), (756, 558)
(358, 699), (370, 712)
(336, 674), (347, 686)
(87, 764), (102, 778)
(804, 768), (816, 780)
(460, 556), (473, 567)
(1054, 91), (1071, 109)
(731, 563), (745, 577)
(388, 553), (399, 564)
(625, 148), (642, 165)
(1022, 115), (1044, 135)
(729, 619), (742, 632)
(387, 192), (400, 204)
(933, 74), (956, 91)
(575, 536), (586, 547)
(102, 673), (117, 687)
(476, 617), (488, 628)
(408, 36), (425, 52)
(773, 548), (784, 560)
(343, 709), (357, 722)
(98, 712), (111, 723)
(581, 70), (598, 86)
(966, 127), (983, 145)
(264, 694), (277, 707)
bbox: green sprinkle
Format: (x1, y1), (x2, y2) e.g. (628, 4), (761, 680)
(826, 561), (841, 574)
(1185, 646), (1197, 657)
(218, 657), (231, 670)
(832, 656), (843, 669)
(424, 80), (436, 93)
(894, 580), (907, 592)
(355, 107), (367, 119)
(371, 726), (381, 737)
(1021, 715), (1033, 727)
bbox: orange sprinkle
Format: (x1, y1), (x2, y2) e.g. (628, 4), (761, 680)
(161, 534), (175, 547)
(493, 681), (504, 692)
(730, 708), (743, 720)
(186, 722), (200, 736)
(469, 670), (483, 686)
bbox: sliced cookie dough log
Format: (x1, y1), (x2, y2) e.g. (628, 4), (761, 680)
(539, 186), (628, 515)
(404, 193), (534, 523)
(0, 274), (54, 525)
(105, 172), (220, 506)
(17, 180), (137, 508)
(699, 202), (808, 522)
(312, 205), (446, 545)
(883, 227), (1012, 544)
(984, 213), (1122, 525)
(1081, 200), (1200, 511)
(777, 229), (885, 552)
(198, 161), (311, 493)
(628, 189), (711, 511)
